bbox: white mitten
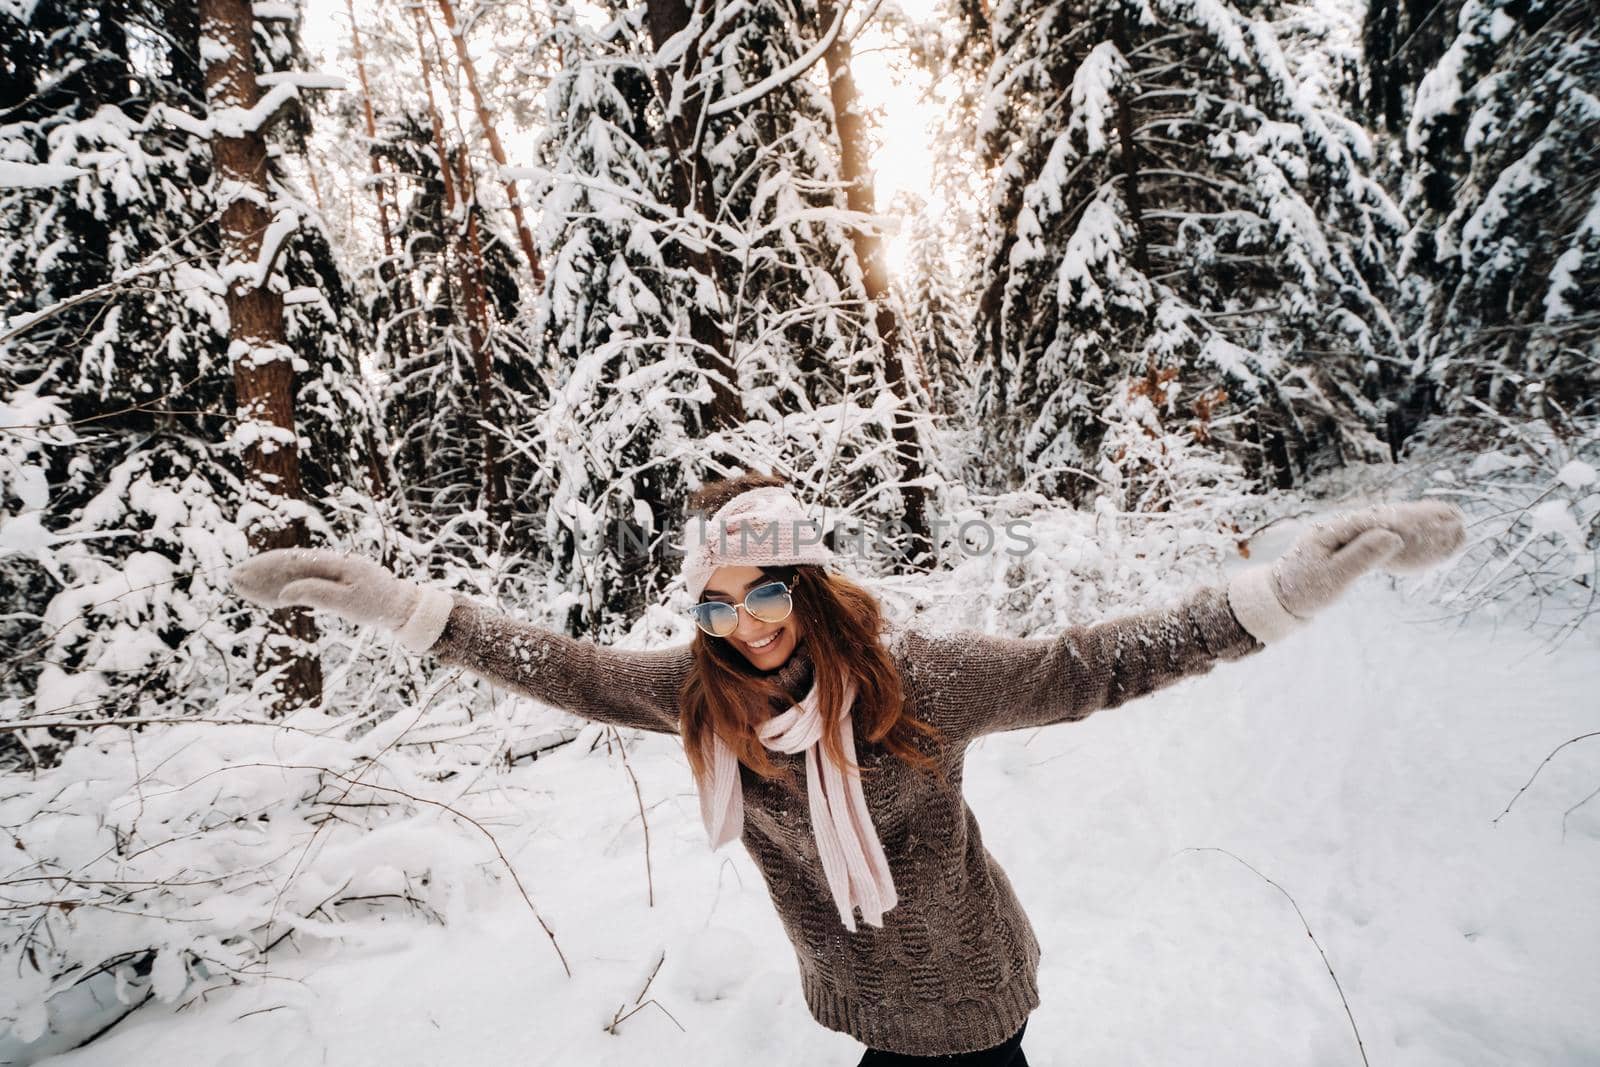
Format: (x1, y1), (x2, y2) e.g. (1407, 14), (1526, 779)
(228, 548), (456, 653)
(1228, 500), (1467, 643)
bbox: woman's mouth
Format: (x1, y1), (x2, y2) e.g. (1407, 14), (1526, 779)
(747, 632), (780, 651)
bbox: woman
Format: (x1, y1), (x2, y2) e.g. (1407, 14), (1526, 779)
(229, 474), (1465, 1064)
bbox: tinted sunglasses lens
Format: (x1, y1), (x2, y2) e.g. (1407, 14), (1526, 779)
(693, 602), (738, 636)
(746, 582), (792, 623)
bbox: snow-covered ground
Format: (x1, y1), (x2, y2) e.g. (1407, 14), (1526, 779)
(21, 576), (1600, 1067)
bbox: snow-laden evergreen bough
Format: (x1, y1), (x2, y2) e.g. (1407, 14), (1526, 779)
(226, 483), (1464, 1059)
(968, 0), (1410, 503)
(510, 0), (942, 635)
(0, 0), (375, 764)
(1399, 0), (1599, 418)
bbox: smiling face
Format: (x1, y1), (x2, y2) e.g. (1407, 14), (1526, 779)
(700, 564), (801, 671)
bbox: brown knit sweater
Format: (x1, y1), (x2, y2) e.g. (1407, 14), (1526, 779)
(427, 585), (1265, 1056)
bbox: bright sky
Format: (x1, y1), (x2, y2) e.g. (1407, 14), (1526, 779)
(839, 0), (945, 275)
(301, 0), (945, 277)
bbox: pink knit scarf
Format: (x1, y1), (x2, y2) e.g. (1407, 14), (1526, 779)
(695, 672), (898, 932)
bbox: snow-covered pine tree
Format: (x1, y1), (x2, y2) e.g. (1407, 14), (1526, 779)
(362, 106), (530, 543)
(244, 6), (382, 530)
(515, 5), (690, 633)
(325, 0), (419, 554)
(431, 0), (545, 285)
(894, 195), (976, 423)
(963, 0), (1409, 506)
(1362, 0), (1464, 134)
(519, 0), (922, 634)
(0, 0), (373, 749)
(812, 0), (937, 565)
(686, 0), (939, 545)
(199, 0), (334, 707)
(1, 1), (243, 755)
(1397, 0), (1599, 421)
(316, 0), (546, 556)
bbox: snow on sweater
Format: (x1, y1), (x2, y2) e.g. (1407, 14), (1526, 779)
(426, 586), (1264, 1056)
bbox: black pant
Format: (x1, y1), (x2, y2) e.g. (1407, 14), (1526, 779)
(856, 1020), (1029, 1066)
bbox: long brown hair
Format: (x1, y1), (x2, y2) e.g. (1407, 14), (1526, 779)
(678, 473), (944, 786)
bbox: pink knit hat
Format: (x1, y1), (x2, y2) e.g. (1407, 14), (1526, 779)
(681, 485), (833, 601)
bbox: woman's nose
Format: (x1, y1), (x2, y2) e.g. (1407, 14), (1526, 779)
(734, 605), (768, 640)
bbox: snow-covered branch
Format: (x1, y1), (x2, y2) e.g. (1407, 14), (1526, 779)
(706, 0), (852, 116)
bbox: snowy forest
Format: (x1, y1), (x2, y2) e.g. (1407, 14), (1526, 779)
(1, 0), (1597, 1060)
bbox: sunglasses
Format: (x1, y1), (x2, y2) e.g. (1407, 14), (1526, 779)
(690, 579), (795, 638)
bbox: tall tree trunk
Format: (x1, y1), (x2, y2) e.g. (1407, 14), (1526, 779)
(200, 0), (322, 712)
(410, 3), (507, 549)
(410, 4), (460, 215)
(345, 0), (409, 528)
(816, 0), (933, 566)
(1109, 11), (1149, 274)
(432, 0), (545, 286)
(455, 147), (511, 536)
(642, 0), (744, 442)
(908, 335), (934, 403)
(344, 0), (400, 275)
(922, 288), (954, 416)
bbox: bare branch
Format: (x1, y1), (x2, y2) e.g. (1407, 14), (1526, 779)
(1494, 731), (1600, 825)
(1181, 847), (1369, 1067)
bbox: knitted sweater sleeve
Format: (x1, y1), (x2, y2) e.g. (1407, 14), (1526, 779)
(423, 593), (690, 734)
(895, 585), (1264, 743)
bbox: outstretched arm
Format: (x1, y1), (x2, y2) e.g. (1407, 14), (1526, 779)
(899, 585), (1262, 743)
(428, 593), (689, 734)
(229, 549), (689, 734)
(902, 499), (1465, 744)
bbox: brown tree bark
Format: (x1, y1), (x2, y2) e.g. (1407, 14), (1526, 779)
(200, 0), (322, 711)
(455, 147), (511, 535)
(344, 0), (397, 267)
(410, 4), (461, 213)
(410, 4), (509, 547)
(642, 0), (744, 441)
(815, 0), (934, 566)
(344, 0), (402, 520)
(433, 0), (545, 287)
